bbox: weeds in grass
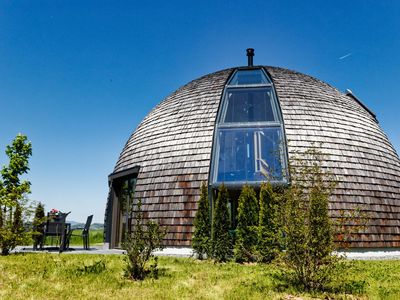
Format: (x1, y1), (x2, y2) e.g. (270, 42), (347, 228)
(75, 260), (106, 275)
(0, 254), (399, 299)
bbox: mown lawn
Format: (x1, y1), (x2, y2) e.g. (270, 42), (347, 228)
(0, 253), (400, 299)
(41, 229), (104, 248)
(68, 229), (104, 246)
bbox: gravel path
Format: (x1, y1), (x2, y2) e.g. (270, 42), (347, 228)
(13, 246), (400, 260)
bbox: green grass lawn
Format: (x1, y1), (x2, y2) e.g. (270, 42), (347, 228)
(41, 229), (104, 248)
(1, 254), (400, 299)
(67, 229), (104, 246)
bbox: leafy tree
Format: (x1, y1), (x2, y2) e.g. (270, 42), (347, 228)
(257, 182), (280, 262)
(192, 182), (211, 259)
(282, 148), (339, 290)
(0, 134), (32, 255)
(212, 184), (232, 262)
(234, 185), (258, 262)
(123, 198), (166, 280)
(32, 202), (45, 250)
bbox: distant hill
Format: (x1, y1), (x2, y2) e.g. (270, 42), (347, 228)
(91, 223), (104, 230)
(69, 221), (104, 230)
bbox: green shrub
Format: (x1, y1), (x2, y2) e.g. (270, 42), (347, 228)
(234, 185), (258, 262)
(282, 148), (339, 291)
(192, 182), (211, 259)
(257, 182), (280, 263)
(32, 202), (45, 250)
(212, 184), (232, 262)
(123, 199), (166, 280)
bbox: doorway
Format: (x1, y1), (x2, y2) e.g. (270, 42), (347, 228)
(113, 177), (136, 248)
(108, 166), (139, 249)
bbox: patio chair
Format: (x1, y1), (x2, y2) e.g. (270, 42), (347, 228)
(67, 215), (93, 250)
(42, 211), (71, 252)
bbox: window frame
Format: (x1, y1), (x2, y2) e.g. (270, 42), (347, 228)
(210, 68), (288, 187)
(227, 68), (272, 86)
(219, 86), (280, 125)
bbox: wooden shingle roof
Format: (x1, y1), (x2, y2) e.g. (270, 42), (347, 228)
(113, 66), (400, 248)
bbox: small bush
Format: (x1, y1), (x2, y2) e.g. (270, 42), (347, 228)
(257, 182), (280, 263)
(123, 199), (166, 280)
(234, 185), (258, 262)
(282, 148), (339, 291)
(212, 184), (232, 262)
(32, 202), (45, 250)
(192, 182), (211, 259)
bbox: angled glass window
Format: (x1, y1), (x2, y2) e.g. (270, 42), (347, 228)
(216, 128), (284, 182)
(228, 69), (271, 85)
(222, 88), (277, 123)
(212, 68), (287, 186)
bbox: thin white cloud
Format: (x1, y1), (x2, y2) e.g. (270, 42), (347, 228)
(339, 53), (353, 60)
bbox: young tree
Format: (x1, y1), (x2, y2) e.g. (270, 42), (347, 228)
(0, 134), (32, 255)
(234, 184), (258, 262)
(32, 202), (45, 250)
(282, 148), (338, 290)
(257, 182), (280, 263)
(192, 182), (211, 259)
(123, 198), (166, 280)
(212, 184), (232, 262)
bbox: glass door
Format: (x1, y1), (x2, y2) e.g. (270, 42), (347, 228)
(114, 177), (136, 248)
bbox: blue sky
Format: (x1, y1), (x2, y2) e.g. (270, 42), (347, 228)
(0, 1), (399, 223)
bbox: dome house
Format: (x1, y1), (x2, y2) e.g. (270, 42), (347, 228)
(104, 49), (400, 249)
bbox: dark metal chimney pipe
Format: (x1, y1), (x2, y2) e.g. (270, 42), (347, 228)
(246, 48), (254, 67)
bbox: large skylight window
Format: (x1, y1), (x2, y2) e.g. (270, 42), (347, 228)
(228, 69), (271, 85)
(222, 88), (277, 123)
(211, 68), (287, 186)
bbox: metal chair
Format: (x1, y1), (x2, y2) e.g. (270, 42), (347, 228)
(42, 211), (71, 252)
(67, 215), (93, 250)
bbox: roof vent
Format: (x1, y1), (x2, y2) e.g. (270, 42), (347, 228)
(246, 48), (254, 67)
(345, 89), (378, 123)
